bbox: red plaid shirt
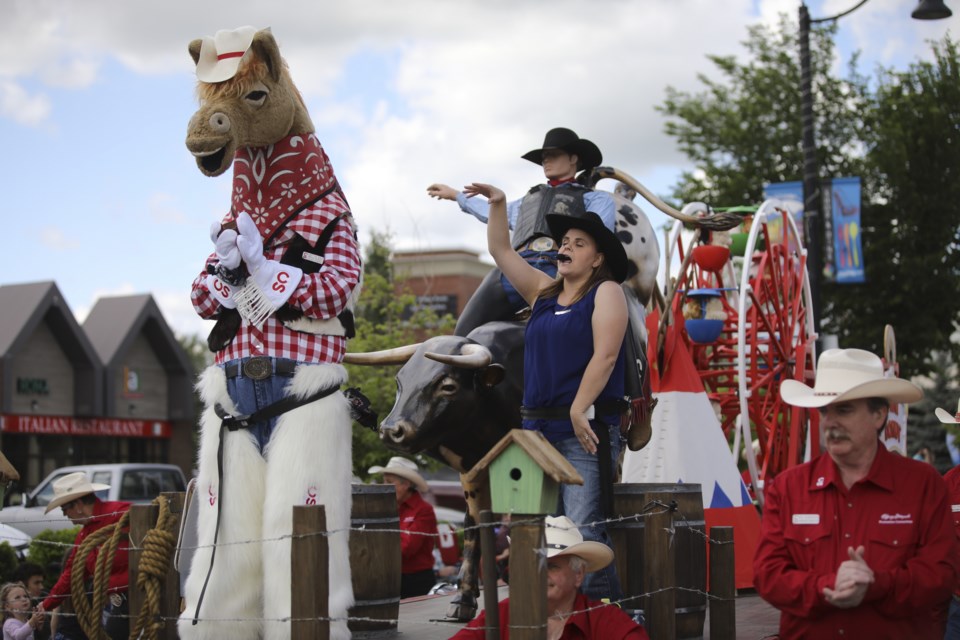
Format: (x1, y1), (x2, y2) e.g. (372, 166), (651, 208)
(191, 191), (361, 364)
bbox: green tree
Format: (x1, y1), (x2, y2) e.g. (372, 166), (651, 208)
(825, 38), (960, 375)
(346, 230), (455, 478)
(659, 15), (868, 207)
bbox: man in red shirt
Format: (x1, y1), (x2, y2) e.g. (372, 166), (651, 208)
(369, 457), (439, 598)
(449, 515), (648, 640)
(937, 399), (960, 638)
(41, 472), (131, 640)
(754, 349), (958, 639)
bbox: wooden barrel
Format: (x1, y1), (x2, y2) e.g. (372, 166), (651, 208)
(609, 483), (707, 639)
(348, 484), (401, 635)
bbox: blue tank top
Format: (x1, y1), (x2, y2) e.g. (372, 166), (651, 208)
(522, 284), (626, 443)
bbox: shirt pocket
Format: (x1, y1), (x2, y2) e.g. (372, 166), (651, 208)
(867, 525), (919, 569)
(784, 520), (833, 568)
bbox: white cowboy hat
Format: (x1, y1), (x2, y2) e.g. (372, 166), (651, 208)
(367, 457), (429, 493)
(195, 26), (258, 83)
(780, 348), (923, 409)
(936, 399), (960, 424)
(544, 515), (614, 573)
(44, 472), (110, 513)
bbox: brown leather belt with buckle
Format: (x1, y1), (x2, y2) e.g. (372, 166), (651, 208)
(517, 236), (558, 253)
(224, 357), (298, 380)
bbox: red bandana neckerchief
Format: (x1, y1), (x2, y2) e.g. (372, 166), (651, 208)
(548, 177), (576, 187)
(229, 133), (338, 243)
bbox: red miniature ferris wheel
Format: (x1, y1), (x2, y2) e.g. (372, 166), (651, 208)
(664, 199), (819, 507)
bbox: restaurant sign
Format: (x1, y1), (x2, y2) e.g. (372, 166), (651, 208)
(0, 414), (171, 439)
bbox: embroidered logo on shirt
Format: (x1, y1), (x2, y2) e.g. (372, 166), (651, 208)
(879, 513), (913, 524)
(792, 514), (820, 525)
(554, 309), (571, 315)
(816, 476), (825, 487)
(952, 504), (960, 513)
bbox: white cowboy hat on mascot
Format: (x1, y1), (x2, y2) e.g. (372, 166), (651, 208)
(780, 348), (923, 407)
(936, 399), (960, 424)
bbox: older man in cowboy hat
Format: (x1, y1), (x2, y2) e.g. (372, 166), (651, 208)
(754, 349), (959, 639)
(40, 472), (132, 640)
(427, 127), (615, 337)
(449, 515), (647, 639)
(368, 456), (439, 598)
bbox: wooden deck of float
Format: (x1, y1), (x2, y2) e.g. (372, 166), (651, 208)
(354, 585), (781, 639)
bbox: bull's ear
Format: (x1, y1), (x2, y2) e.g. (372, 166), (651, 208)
(476, 364), (505, 388)
(250, 28), (283, 82)
(188, 39), (202, 66)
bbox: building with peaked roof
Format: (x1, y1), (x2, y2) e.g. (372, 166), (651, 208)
(0, 282), (194, 488)
(392, 249), (493, 319)
(83, 294), (195, 478)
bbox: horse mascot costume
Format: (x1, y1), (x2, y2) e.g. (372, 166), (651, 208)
(179, 26), (361, 640)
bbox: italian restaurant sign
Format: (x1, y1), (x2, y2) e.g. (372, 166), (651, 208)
(0, 414), (171, 439)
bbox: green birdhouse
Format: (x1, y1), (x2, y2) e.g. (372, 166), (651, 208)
(464, 429), (583, 515)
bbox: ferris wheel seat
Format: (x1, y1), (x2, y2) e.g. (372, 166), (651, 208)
(686, 319), (725, 344)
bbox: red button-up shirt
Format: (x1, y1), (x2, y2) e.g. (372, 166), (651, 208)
(944, 465), (960, 597)
(754, 445), (958, 639)
(42, 499), (132, 610)
(398, 491), (438, 574)
(449, 592), (648, 639)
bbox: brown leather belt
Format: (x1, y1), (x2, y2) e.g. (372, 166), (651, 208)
(224, 357), (297, 380)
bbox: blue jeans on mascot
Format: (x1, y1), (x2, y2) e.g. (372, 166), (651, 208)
(554, 422), (624, 602)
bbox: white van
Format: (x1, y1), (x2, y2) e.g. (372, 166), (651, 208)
(0, 463), (187, 537)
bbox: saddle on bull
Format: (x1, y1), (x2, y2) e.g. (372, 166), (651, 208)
(179, 27), (361, 640)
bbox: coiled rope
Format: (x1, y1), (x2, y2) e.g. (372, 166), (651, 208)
(69, 495), (178, 640)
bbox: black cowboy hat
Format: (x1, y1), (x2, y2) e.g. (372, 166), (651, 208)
(521, 127), (603, 172)
(546, 211), (628, 284)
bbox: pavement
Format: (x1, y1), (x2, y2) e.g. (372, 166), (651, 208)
(353, 585), (781, 639)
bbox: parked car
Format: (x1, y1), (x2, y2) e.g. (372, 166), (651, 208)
(0, 463), (187, 537)
(0, 524), (31, 558)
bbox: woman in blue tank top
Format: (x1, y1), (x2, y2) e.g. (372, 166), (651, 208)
(464, 178), (628, 604)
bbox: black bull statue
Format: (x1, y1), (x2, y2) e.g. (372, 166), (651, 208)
(345, 321), (524, 620)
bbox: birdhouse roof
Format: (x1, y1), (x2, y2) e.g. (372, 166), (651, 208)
(463, 429), (583, 486)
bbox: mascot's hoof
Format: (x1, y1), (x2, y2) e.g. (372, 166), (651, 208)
(445, 593), (478, 622)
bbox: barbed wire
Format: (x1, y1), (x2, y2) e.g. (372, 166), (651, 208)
(10, 499), (735, 555)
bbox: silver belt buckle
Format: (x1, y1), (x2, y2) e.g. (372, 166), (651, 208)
(530, 236), (556, 252)
(243, 357), (272, 380)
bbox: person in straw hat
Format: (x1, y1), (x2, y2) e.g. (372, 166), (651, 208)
(449, 515), (647, 639)
(368, 456), (439, 598)
(936, 398), (960, 638)
(754, 348), (958, 639)
(39, 472), (132, 640)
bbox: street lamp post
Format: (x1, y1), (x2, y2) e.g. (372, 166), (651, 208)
(797, 0), (951, 334)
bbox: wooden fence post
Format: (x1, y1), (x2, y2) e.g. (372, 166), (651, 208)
(127, 492), (184, 640)
(479, 510), (500, 640)
(508, 515), (545, 640)
(291, 505), (329, 640)
(709, 526), (736, 640)
(645, 495), (676, 640)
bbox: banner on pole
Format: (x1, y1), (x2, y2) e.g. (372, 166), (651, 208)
(825, 177), (865, 284)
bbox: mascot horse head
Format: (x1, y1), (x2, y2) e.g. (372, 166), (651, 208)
(185, 27), (314, 177)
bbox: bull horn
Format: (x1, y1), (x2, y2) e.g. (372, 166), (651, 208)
(424, 343), (492, 369)
(593, 166), (743, 232)
(343, 343), (421, 365)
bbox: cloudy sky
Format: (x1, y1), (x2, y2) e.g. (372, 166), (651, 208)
(2, 0), (954, 339)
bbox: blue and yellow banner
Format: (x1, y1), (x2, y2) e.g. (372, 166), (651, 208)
(826, 177), (865, 284)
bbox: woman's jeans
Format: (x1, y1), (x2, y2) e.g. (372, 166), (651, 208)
(554, 423), (624, 603)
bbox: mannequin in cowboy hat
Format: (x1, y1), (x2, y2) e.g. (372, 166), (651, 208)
(463, 181), (627, 604)
(427, 127), (615, 337)
(39, 472), (132, 640)
(368, 456), (439, 598)
(754, 348), (958, 640)
(449, 515), (647, 639)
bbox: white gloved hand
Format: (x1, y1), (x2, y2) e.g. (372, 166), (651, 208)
(205, 274), (237, 309)
(210, 220), (241, 270)
(233, 212), (303, 324)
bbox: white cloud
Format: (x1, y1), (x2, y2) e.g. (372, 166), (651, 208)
(38, 226), (79, 251)
(0, 81), (51, 126)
